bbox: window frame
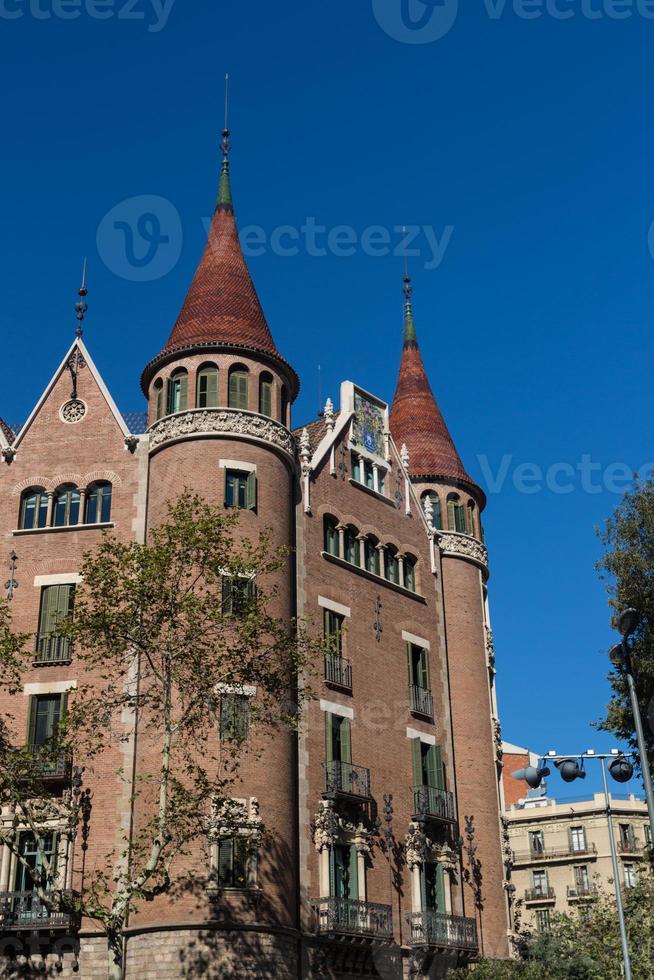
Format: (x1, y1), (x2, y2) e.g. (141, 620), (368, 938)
(196, 364), (219, 409)
(85, 482), (112, 524)
(166, 369), (188, 415)
(52, 485), (80, 528)
(19, 488), (48, 530)
(224, 469), (257, 511)
(228, 366), (249, 410)
(258, 372), (273, 417)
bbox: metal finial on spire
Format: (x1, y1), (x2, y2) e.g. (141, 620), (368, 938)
(216, 74), (234, 213)
(75, 258), (88, 338)
(402, 243), (417, 347)
(221, 73), (231, 159)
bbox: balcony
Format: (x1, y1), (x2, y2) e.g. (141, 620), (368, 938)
(407, 910), (478, 952)
(324, 761), (371, 801)
(412, 785), (456, 825)
(312, 897), (393, 940)
(512, 843), (597, 865)
(567, 885), (597, 901)
(0, 891), (77, 932)
(525, 887), (555, 903)
(34, 633), (72, 666)
(29, 748), (73, 783)
(618, 837), (642, 856)
(324, 653), (352, 692)
(409, 685), (433, 718)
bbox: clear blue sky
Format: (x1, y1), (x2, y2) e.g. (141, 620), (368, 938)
(2, 1), (653, 799)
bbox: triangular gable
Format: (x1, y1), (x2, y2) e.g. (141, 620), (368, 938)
(12, 338), (130, 451)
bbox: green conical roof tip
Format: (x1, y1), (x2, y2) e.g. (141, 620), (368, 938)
(402, 275), (417, 346)
(216, 129), (234, 214)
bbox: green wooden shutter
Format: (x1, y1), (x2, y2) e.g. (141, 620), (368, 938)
(447, 499), (456, 530)
(26, 696), (37, 747)
(206, 370), (218, 407)
(340, 717), (351, 764)
(246, 471), (257, 510)
(436, 863), (446, 911)
(178, 374), (188, 411)
(328, 848), (336, 897)
(219, 839), (232, 886)
(39, 586), (57, 636)
(229, 372), (237, 406)
(411, 738), (422, 787)
(325, 713), (334, 764)
(429, 744), (445, 790)
(156, 388), (163, 419)
(425, 744), (437, 789)
(222, 577), (233, 614)
(238, 374), (248, 409)
(419, 647), (430, 690)
(407, 643), (413, 687)
(348, 844), (359, 900)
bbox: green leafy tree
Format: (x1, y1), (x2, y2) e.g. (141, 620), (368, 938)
(596, 478), (654, 772)
(0, 492), (316, 980)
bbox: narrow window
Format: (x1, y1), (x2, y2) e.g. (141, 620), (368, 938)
(52, 485), (80, 527)
(330, 843), (358, 900)
(624, 863), (637, 888)
(536, 909), (551, 932)
(574, 865), (590, 892)
(530, 831), (544, 855)
(27, 693), (66, 753)
(259, 372), (273, 417)
(569, 826), (586, 852)
(228, 366), (249, 410)
(281, 386), (289, 427)
(385, 547), (399, 584)
(364, 460), (374, 490)
(365, 538), (380, 575)
(467, 501), (476, 536)
(423, 492), (442, 530)
(324, 609), (344, 657)
(220, 694), (250, 741)
(222, 576), (256, 616)
(325, 712), (352, 766)
(196, 365), (218, 408)
(532, 869), (548, 897)
(166, 369), (188, 415)
(323, 517), (339, 557)
(447, 495), (467, 533)
(14, 832), (56, 894)
(153, 378), (164, 420)
(422, 862), (445, 912)
(224, 470), (256, 511)
(351, 454), (361, 483)
(19, 488), (48, 530)
(344, 527), (359, 566)
(217, 838), (249, 888)
(36, 584), (75, 664)
(404, 556), (416, 592)
(85, 482), (112, 524)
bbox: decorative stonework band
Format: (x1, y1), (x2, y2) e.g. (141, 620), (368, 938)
(148, 409), (295, 461)
(438, 531), (489, 574)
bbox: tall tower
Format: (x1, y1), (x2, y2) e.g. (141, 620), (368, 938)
(390, 278), (510, 958)
(135, 128), (301, 974)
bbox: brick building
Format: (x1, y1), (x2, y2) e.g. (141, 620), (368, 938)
(0, 131), (510, 977)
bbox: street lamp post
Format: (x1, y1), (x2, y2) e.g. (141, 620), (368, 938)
(611, 608), (654, 848)
(513, 750), (635, 980)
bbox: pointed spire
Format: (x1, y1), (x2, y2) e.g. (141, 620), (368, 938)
(216, 74), (233, 214)
(74, 258), (88, 338)
(389, 277), (480, 495)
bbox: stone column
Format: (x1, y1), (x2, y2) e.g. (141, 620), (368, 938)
(77, 489), (87, 525)
(397, 554), (405, 589)
(372, 463), (379, 493)
(336, 525), (346, 561)
(376, 543), (385, 578)
(357, 534), (366, 568)
(45, 492), (54, 527)
(0, 835), (12, 891)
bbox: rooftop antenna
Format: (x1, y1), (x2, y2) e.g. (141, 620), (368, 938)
(75, 258), (88, 339)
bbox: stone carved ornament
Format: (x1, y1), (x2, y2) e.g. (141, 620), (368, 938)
(312, 800), (373, 854)
(438, 531), (489, 569)
(404, 821), (458, 871)
(149, 409), (295, 457)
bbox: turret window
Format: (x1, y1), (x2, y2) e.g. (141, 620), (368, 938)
(53, 485), (80, 527)
(404, 556), (417, 593)
(281, 386), (289, 427)
(224, 469), (257, 511)
(259, 372), (273, 417)
(422, 492), (442, 530)
(85, 482), (112, 524)
(19, 488), (48, 530)
(154, 378), (164, 420)
(447, 494), (468, 534)
(196, 364), (218, 409)
(166, 369), (188, 415)
(324, 517), (339, 557)
(228, 366), (249, 411)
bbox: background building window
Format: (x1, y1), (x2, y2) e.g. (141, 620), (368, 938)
(228, 366), (249, 410)
(532, 869), (548, 897)
(220, 694), (250, 741)
(217, 837), (249, 888)
(324, 517), (339, 557)
(225, 470), (257, 510)
(36, 584), (75, 664)
(569, 826), (586, 852)
(196, 365), (218, 408)
(53, 485), (80, 527)
(624, 863), (637, 888)
(259, 372), (273, 417)
(536, 909), (551, 932)
(530, 830), (545, 855)
(19, 488), (48, 530)
(85, 482), (112, 524)
(166, 369), (188, 415)
(574, 865), (590, 892)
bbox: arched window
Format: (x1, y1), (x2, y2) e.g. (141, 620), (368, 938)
(467, 501), (476, 538)
(447, 494), (467, 534)
(196, 364), (218, 409)
(19, 488), (48, 530)
(53, 485), (80, 527)
(323, 516), (339, 557)
(404, 555), (417, 593)
(228, 365), (249, 410)
(281, 385), (289, 427)
(344, 526), (360, 567)
(85, 482), (112, 524)
(365, 536), (380, 575)
(259, 372), (273, 417)
(423, 491), (442, 530)
(166, 369), (188, 415)
(385, 546), (400, 585)
(153, 378), (164, 420)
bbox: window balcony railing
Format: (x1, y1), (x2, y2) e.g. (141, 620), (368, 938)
(407, 910), (478, 952)
(29, 748), (73, 782)
(409, 685), (433, 718)
(34, 633), (72, 665)
(567, 885), (597, 900)
(618, 837), (641, 855)
(513, 843), (597, 864)
(525, 887), (555, 903)
(312, 897), (393, 940)
(324, 653), (352, 692)
(0, 891), (77, 932)
(412, 785), (456, 824)
(324, 761), (371, 800)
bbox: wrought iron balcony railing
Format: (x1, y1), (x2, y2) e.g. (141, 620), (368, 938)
(525, 887), (555, 902)
(567, 884), (597, 900)
(407, 910), (478, 951)
(0, 891), (77, 932)
(409, 685), (433, 717)
(618, 837), (641, 855)
(412, 785), (456, 824)
(324, 653), (352, 692)
(513, 843), (597, 864)
(312, 897), (393, 939)
(30, 748), (72, 782)
(324, 761), (371, 800)
(34, 633), (72, 665)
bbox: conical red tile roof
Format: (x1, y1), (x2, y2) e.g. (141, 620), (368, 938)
(141, 145), (298, 395)
(390, 283), (479, 495)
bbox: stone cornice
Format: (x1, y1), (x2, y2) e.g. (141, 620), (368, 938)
(438, 530), (489, 575)
(148, 408), (295, 463)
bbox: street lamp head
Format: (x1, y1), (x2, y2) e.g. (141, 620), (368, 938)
(555, 758), (586, 783)
(512, 765), (550, 789)
(608, 756), (634, 784)
(609, 643), (626, 667)
(617, 608), (640, 639)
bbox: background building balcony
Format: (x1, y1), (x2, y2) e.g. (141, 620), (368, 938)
(34, 632), (72, 665)
(618, 837), (642, 856)
(324, 653), (352, 692)
(312, 897), (393, 940)
(409, 685), (433, 718)
(524, 887), (555, 903)
(324, 761), (371, 800)
(567, 885), (598, 901)
(412, 785), (456, 824)
(407, 909), (478, 952)
(512, 843), (597, 865)
(0, 891), (77, 932)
